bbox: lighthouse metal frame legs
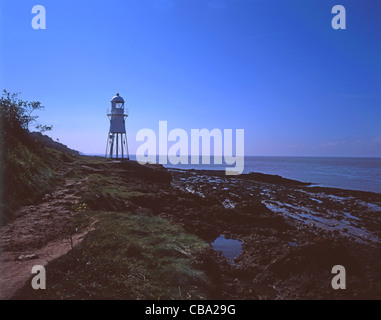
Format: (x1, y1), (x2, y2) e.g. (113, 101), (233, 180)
(105, 132), (129, 160)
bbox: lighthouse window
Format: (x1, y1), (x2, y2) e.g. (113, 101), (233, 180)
(116, 102), (123, 108)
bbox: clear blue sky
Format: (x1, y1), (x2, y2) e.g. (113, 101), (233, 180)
(1, 0), (380, 156)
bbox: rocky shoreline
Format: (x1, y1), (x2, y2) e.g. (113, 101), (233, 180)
(156, 167), (381, 299)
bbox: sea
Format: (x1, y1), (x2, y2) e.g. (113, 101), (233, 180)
(90, 155), (381, 194)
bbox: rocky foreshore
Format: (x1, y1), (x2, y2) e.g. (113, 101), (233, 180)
(157, 168), (381, 299)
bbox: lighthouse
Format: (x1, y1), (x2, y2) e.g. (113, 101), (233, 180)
(105, 93), (129, 159)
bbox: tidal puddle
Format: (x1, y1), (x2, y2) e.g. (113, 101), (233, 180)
(211, 235), (243, 262)
(265, 200), (380, 243)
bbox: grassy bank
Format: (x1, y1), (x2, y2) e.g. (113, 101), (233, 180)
(2, 142), (72, 222)
(14, 209), (212, 300)
(9, 154), (217, 300)
(0, 90), (69, 222)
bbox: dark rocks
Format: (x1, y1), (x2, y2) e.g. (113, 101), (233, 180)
(119, 161), (172, 183)
(236, 202), (272, 214)
(239, 172), (311, 186)
(86, 193), (128, 212)
(217, 201), (292, 231)
(76, 159), (173, 184)
(130, 194), (165, 213)
(269, 239), (362, 278)
(179, 169), (311, 186)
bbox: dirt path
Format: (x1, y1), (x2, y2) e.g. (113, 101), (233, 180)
(0, 168), (95, 300)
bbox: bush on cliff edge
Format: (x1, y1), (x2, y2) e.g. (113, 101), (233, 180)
(0, 90), (63, 223)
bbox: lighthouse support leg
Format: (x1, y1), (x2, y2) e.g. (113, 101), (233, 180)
(105, 133), (110, 158)
(127, 134), (130, 160)
(121, 134), (124, 159)
(110, 134), (114, 158)
(116, 133), (119, 159)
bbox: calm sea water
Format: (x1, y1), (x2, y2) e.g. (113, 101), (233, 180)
(91, 154), (381, 194)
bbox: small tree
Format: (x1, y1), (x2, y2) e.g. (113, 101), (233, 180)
(0, 89), (53, 134)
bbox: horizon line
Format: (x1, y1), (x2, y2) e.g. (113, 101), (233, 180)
(82, 153), (381, 159)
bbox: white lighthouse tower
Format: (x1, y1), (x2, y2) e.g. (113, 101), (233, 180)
(105, 93), (129, 159)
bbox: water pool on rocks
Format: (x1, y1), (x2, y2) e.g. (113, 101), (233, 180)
(211, 235), (243, 262)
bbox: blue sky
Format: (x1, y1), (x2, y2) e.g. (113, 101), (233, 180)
(1, 0), (380, 156)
